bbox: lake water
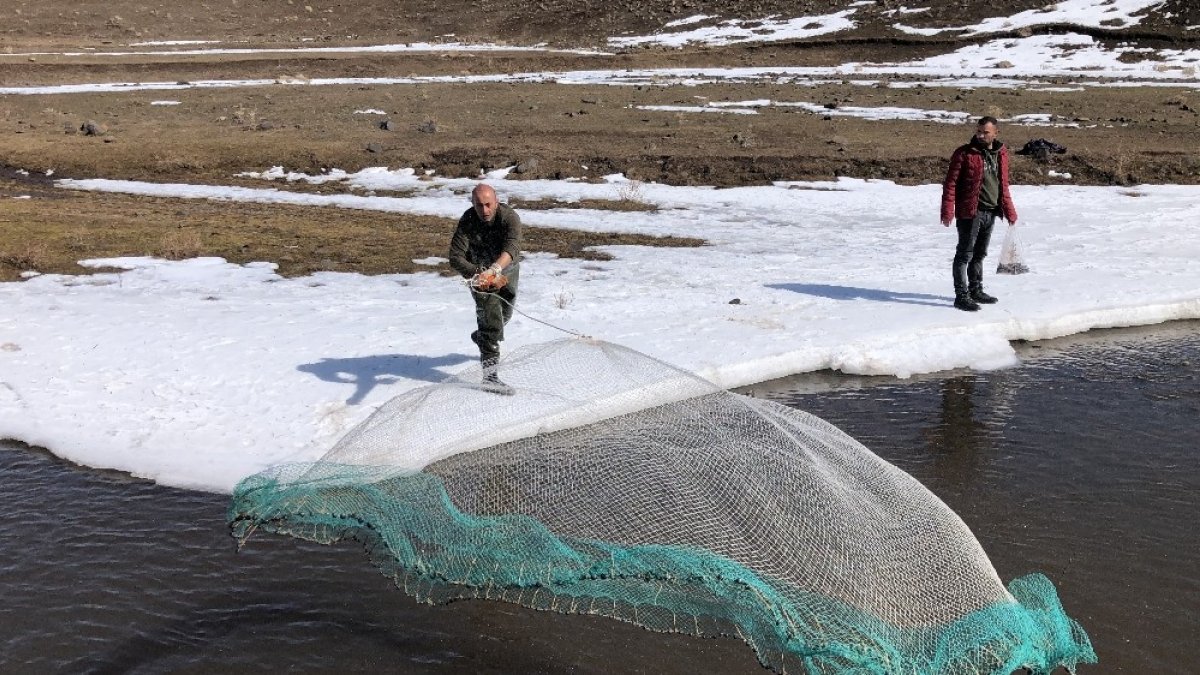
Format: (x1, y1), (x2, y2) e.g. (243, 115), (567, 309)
(2, 322), (1197, 673)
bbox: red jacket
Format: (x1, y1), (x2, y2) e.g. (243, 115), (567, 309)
(940, 140), (1018, 224)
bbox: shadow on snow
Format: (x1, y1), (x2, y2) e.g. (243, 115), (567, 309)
(767, 283), (952, 308)
(298, 352), (475, 405)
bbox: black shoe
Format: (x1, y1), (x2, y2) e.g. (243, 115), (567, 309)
(954, 295), (980, 312)
(971, 289), (998, 304)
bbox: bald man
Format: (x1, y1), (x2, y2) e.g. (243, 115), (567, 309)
(448, 183), (522, 386)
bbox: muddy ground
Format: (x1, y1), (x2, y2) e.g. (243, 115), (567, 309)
(1, 2), (1198, 281)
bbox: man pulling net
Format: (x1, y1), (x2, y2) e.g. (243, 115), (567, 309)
(448, 183), (521, 393)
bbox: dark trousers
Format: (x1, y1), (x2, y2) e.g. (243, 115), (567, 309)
(470, 265), (519, 362)
(953, 210), (997, 295)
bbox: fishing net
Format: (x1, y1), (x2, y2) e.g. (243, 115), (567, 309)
(229, 338), (1094, 674)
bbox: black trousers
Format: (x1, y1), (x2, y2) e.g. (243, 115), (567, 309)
(470, 265), (519, 362)
(953, 209), (997, 295)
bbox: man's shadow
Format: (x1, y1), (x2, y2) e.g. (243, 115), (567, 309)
(767, 283), (952, 307)
(298, 353), (475, 405)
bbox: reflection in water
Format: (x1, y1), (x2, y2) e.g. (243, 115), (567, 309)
(924, 376), (989, 490)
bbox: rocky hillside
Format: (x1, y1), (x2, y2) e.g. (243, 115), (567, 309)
(1, 0), (1196, 48)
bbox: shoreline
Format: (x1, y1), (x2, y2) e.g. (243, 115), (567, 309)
(6, 317), (1196, 493)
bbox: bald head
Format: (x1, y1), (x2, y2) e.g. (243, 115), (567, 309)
(472, 183), (499, 223)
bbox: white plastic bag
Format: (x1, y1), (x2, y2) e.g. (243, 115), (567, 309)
(996, 222), (1030, 274)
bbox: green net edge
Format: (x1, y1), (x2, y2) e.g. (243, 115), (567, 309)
(228, 464), (1098, 675)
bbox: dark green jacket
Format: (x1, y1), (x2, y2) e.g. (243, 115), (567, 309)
(447, 204), (522, 278)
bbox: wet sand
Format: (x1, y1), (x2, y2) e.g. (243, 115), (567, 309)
(2, 321), (1198, 673)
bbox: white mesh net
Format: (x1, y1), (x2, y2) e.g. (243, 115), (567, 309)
(231, 337), (1094, 674)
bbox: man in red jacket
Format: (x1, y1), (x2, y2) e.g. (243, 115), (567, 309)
(940, 116), (1018, 311)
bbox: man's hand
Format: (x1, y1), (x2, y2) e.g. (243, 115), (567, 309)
(473, 268), (508, 291)
(487, 273), (508, 291)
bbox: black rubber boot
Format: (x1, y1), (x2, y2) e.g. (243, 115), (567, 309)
(970, 287), (998, 304)
(954, 293), (980, 312)
(952, 258), (977, 312)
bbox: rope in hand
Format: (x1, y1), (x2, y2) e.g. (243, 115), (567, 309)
(465, 274), (592, 339)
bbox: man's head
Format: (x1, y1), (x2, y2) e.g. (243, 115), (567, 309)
(974, 116), (999, 147)
(472, 183), (499, 223)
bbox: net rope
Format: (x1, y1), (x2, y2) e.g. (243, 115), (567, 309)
(229, 337), (1095, 674)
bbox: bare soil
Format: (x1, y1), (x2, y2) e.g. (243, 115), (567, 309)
(3, 0), (1197, 48)
(0, 168), (701, 282)
(2, 1), (1198, 282)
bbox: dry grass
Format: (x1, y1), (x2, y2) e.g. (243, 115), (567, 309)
(0, 239), (52, 273)
(509, 196), (658, 212)
(159, 227), (204, 259)
(2, 65), (1198, 189)
(0, 181), (702, 282)
(615, 179), (650, 206)
(553, 289), (574, 309)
